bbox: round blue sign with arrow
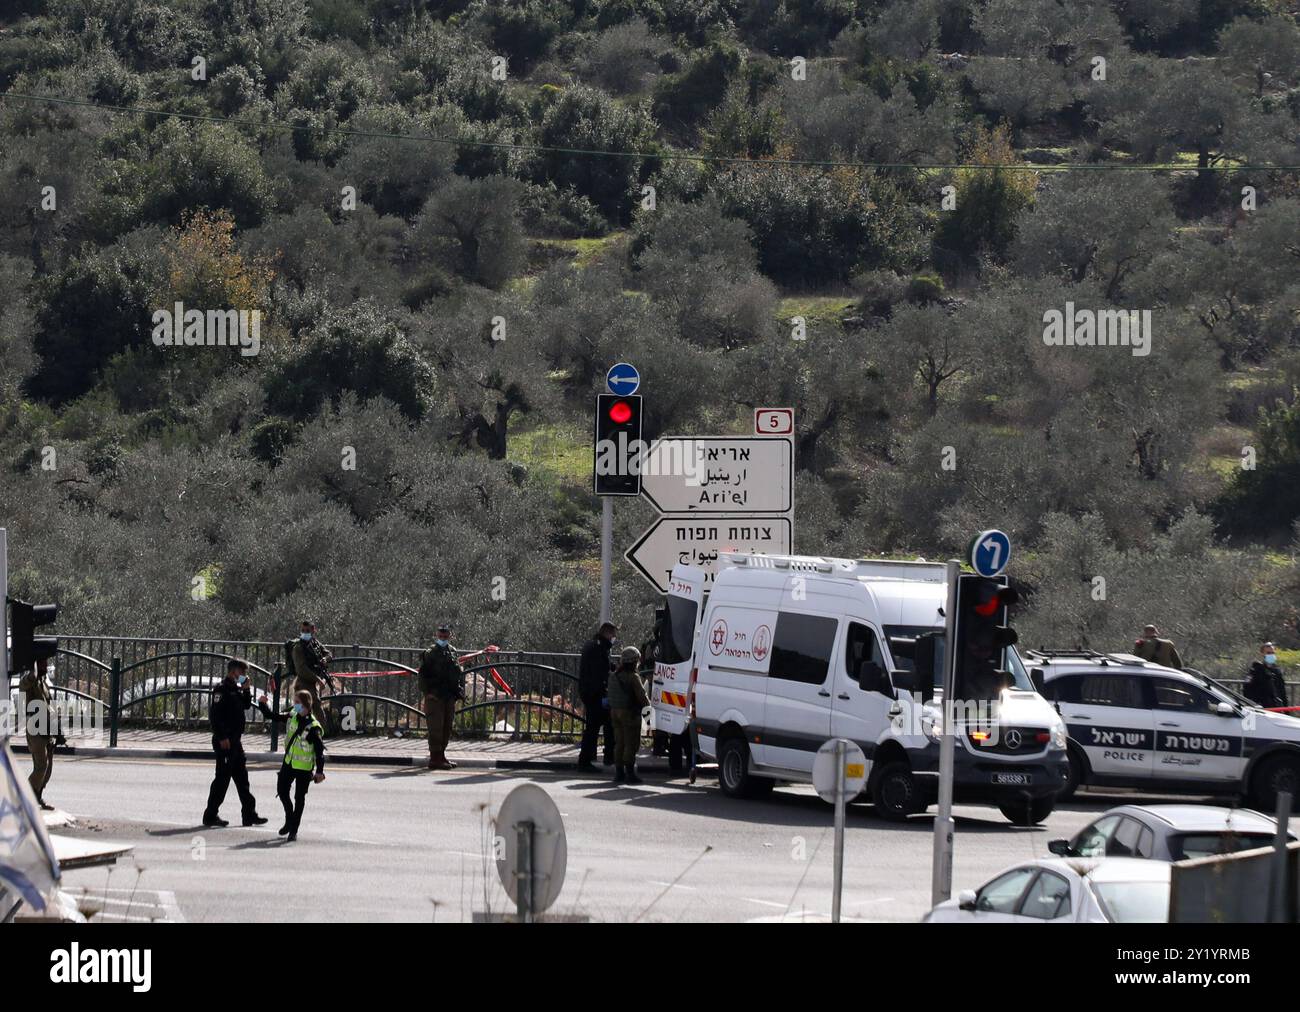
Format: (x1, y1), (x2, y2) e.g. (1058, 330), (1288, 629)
(606, 362), (640, 396)
(969, 529), (1011, 577)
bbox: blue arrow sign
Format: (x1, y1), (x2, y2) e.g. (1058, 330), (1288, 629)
(970, 529), (1011, 577)
(606, 362), (640, 396)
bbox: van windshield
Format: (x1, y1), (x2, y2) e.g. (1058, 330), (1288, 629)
(883, 627), (1036, 695)
(883, 626), (943, 672)
(658, 595), (698, 666)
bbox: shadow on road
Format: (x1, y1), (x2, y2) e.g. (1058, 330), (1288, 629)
(147, 825), (216, 837)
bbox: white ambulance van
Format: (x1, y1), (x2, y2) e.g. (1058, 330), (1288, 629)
(653, 553), (1070, 825)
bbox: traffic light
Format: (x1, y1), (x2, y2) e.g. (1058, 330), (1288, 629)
(593, 393), (643, 495)
(953, 575), (1018, 700)
(9, 597), (58, 674)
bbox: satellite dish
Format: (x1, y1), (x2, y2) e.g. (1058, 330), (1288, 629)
(494, 783), (567, 918)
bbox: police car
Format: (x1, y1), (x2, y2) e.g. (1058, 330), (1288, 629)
(1028, 649), (1300, 811)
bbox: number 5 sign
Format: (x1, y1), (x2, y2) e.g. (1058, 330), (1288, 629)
(755, 407), (793, 435)
(969, 529), (1011, 577)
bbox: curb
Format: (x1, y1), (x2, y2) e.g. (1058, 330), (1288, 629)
(9, 741), (675, 772)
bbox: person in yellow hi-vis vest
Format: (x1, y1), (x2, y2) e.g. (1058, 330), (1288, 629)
(258, 689), (325, 842)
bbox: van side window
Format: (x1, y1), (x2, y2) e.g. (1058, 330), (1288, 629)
(770, 613), (838, 685)
(657, 595), (698, 666)
(844, 623), (886, 683)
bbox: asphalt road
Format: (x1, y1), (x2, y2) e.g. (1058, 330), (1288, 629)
(41, 754), (1212, 922)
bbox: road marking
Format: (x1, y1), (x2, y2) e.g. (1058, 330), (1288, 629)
(743, 897), (786, 909)
(850, 896), (895, 907)
(647, 880), (697, 891)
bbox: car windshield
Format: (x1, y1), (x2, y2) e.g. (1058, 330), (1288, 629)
(1092, 881), (1169, 923)
(1192, 672), (1251, 708)
(1170, 832), (1275, 861)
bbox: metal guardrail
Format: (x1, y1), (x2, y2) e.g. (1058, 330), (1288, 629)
(36, 636), (585, 744)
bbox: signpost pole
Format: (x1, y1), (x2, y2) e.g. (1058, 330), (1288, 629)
(931, 558), (961, 907)
(0, 528), (8, 687)
(832, 738), (846, 923)
(516, 820), (534, 923)
(600, 497), (612, 625)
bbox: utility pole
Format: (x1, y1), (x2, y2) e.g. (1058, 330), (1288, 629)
(931, 558), (960, 906)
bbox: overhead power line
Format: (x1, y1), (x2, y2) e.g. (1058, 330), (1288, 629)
(3, 90), (1298, 173)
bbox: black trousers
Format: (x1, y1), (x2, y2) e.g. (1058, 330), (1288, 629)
(204, 740), (258, 820)
(579, 694), (614, 764)
(667, 731), (693, 771)
(277, 765), (313, 834)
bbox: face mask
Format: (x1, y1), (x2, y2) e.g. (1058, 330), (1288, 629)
(238, 674), (248, 685)
(1265, 654), (1278, 665)
(301, 632), (312, 641)
(436, 639), (449, 648)
(293, 703), (305, 715)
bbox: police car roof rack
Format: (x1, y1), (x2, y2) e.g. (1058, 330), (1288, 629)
(1024, 648), (1152, 668)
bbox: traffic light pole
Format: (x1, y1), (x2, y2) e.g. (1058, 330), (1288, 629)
(931, 558), (960, 907)
(599, 497), (612, 626)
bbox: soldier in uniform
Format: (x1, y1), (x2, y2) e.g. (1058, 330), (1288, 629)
(291, 620), (336, 728)
(257, 689), (326, 842)
(19, 661), (56, 810)
(1134, 624), (1183, 669)
(419, 624), (463, 771)
(607, 646), (650, 784)
(203, 659), (268, 828)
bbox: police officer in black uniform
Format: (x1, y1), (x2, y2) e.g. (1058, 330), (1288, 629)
(202, 658), (268, 828)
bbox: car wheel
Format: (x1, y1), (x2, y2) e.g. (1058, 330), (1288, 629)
(999, 795), (1055, 826)
(1249, 753), (1300, 814)
(717, 737), (773, 799)
(1059, 744), (1088, 800)
(872, 760), (922, 821)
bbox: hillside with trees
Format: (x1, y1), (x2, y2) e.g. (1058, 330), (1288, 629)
(1, 0), (1298, 675)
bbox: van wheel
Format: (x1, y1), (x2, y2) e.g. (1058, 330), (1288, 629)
(999, 796), (1055, 826)
(718, 737), (773, 800)
(1059, 744), (1088, 800)
(872, 761), (921, 821)
(1249, 753), (1300, 814)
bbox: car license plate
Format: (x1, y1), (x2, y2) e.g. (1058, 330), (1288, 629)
(993, 772), (1030, 785)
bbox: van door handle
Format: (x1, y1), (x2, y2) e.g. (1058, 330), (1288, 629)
(817, 690), (831, 697)
(837, 693), (851, 701)
(1072, 714), (1093, 720)
(652, 679), (664, 686)
(1159, 721), (1180, 728)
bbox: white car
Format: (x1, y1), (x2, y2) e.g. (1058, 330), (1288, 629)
(924, 857), (1171, 923)
(1028, 649), (1300, 811)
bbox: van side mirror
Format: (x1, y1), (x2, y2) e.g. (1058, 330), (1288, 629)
(857, 660), (890, 695)
(958, 890), (978, 911)
(890, 670), (914, 694)
(1047, 838), (1071, 856)
(1030, 667), (1045, 694)
(1215, 701), (1235, 716)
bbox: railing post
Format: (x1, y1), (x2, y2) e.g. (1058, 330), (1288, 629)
(270, 665), (281, 753)
(108, 656), (122, 748)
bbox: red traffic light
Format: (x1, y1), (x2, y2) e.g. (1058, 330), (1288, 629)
(608, 400), (633, 424)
